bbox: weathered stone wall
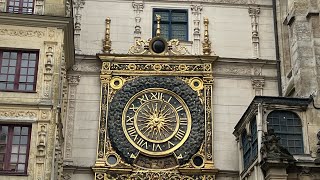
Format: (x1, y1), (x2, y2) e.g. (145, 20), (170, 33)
(0, 24), (66, 180)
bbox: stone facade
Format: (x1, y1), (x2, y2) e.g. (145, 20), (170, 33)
(1, 0), (320, 180)
(0, 2), (73, 180)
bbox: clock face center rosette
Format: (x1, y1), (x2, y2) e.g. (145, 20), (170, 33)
(108, 76), (205, 167)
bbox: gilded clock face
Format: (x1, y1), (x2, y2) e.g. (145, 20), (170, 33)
(108, 76), (204, 166)
(122, 88), (191, 156)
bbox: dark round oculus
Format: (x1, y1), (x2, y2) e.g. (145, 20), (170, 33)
(152, 39), (166, 53)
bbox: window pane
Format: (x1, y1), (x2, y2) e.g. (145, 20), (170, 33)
(12, 145), (19, 153)
(19, 145), (27, 153)
(1, 67), (8, 73)
(29, 61), (36, 67)
(0, 83), (5, 89)
(2, 59), (9, 66)
(22, 53), (29, 60)
(14, 127), (21, 135)
(10, 52), (17, 59)
(7, 83), (14, 90)
(172, 12), (187, 22)
(172, 24), (187, 40)
(9, 67), (16, 74)
(154, 11), (169, 21)
(20, 136), (28, 145)
(10, 154), (18, 163)
(17, 164), (25, 172)
(19, 76), (26, 82)
(28, 68), (35, 75)
(3, 52), (10, 58)
(21, 127), (28, 135)
(29, 53), (36, 60)
(20, 68), (27, 75)
(21, 60), (28, 67)
(18, 155), (26, 163)
(13, 136), (20, 144)
(19, 84), (26, 91)
(10, 60), (17, 66)
(26, 84), (33, 91)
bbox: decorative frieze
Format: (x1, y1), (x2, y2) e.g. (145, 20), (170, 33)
(132, 2), (144, 41)
(72, 61), (101, 72)
(191, 5), (203, 55)
(0, 28), (45, 38)
(0, 109), (37, 121)
(64, 75), (81, 165)
(74, 0), (85, 53)
(248, 6), (260, 58)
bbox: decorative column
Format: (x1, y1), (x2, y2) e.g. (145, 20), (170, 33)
(251, 77), (265, 96)
(64, 75), (81, 165)
(248, 6), (260, 58)
(132, 2), (144, 41)
(35, 0), (45, 15)
(191, 5), (203, 55)
(74, 0), (85, 53)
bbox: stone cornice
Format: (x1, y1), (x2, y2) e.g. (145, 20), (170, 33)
(0, 12), (75, 69)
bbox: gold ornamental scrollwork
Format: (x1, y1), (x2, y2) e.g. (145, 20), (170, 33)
(110, 77), (125, 90)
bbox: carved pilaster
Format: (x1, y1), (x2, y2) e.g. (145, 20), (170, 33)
(251, 77), (265, 96)
(0, 0), (6, 12)
(66, 0), (71, 17)
(73, 0), (85, 53)
(191, 5), (203, 55)
(35, 0), (45, 15)
(249, 6), (260, 58)
(204, 75), (214, 168)
(202, 17), (214, 55)
(103, 18), (112, 53)
(36, 124), (47, 180)
(43, 42), (57, 100)
(64, 75), (80, 165)
(132, 2), (144, 41)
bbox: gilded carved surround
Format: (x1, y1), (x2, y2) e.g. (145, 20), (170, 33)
(92, 54), (218, 179)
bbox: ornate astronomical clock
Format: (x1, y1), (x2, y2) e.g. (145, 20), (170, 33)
(92, 17), (218, 179)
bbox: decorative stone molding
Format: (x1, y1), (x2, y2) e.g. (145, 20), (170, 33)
(0, 0), (6, 12)
(191, 5), (203, 55)
(64, 75), (81, 165)
(0, 28), (45, 38)
(35, 0), (45, 15)
(248, 6), (260, 58)
(73, 0), (85, 53)
(0, 109), (37, 121)
(215, 65), (252, 76)
(252, 77), (265, 95)
(132, 2), (144, 41)
(72, 61), (100, 72)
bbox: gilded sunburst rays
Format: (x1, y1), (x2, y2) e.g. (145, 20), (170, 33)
(137, 100), (177, 141)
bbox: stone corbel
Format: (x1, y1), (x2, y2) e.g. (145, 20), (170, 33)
(191, 5), (203, 55)
(248, 6), (260, 58)
(251, 77), (265, 96)
(64, 75), (81, 165)
(0, 0), (6, 12)
(73, 0), (85, 53)
(34, 0), (45, 15)
(132, 2), (144, 41)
